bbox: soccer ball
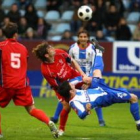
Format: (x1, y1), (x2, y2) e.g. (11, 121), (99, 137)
(77, 5), (92, 21)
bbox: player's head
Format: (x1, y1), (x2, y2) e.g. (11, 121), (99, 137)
(77, 30), (90, 44)
(2, 22), (18, 38)
(58, 81), (76, 99)
(32, 42), (55, 62)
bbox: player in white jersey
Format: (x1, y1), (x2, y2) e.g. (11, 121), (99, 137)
(58, 78), (140, 132)
(51, 30), (105, 127)
(69, 34), (103, 77)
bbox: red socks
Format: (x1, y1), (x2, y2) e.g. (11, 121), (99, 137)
(30, 108), (50, 125)
(59, 109), (69, 131)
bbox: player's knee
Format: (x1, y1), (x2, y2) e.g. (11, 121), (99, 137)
(61, 101), (71, 112)
(25, 105), (36, 114)
(130, 94), (138, 103)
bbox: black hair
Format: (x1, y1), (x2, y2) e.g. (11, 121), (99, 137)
(58, 81), (71, 99)
(2, 22), (18, 38)
(77, 30), (90, 44)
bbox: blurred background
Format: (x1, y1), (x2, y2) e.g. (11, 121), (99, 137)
(0, 0), (140, 98)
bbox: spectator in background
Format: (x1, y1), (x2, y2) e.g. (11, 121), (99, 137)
(0, 17), (10, 27)
(0, 28), (5, 41)
(46, 0), (62, 12)
(95, 29), (108, 41)
(0, 5), (5, 27)
(59, 1), (73, 12)
(104, 4), (121, 36)
(70, 0), (83, 34)
(129, 0), (140, 12)
(24, 3), (38, 30)
(18, 17), (29, 38)
(115, 17), (132, 40)
(24, 27), (36, 40)
(132, 21), (140, 41)
(16, 0), (31, 9)
(105, 0), (125, 17)
(36, 18), (51, 39)
(115, 0), (125, 17)
(84, 4), (103, 35)
(94, 0), (106, 22)
(7, 3), (21, 25)
(61, 30), (74, 41)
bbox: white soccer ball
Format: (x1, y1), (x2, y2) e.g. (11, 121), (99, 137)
(77, 5), (93, 21)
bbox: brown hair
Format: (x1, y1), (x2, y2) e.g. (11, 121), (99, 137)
(32, 42), (50, 62)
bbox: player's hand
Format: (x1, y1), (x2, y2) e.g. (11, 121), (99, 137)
(86, 103), (91, 114)
(81, 83), (90, 90)
(82, 76), (92, 85)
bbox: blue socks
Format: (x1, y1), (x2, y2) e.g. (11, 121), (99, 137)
(53, 102), (63, 120)
(130, 102), (140, 121)
(95, 107), (104, 121)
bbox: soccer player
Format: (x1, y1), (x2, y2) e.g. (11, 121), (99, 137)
(0, 22), (59, 138)
(32, 42), (91, 136)
(51, 30), (106, 126)
(58, 78), (140, 131)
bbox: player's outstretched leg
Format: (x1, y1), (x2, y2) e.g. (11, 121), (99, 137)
(26, 106), (59, 138)
(51, 102), (63, 123)
(129, 94), (140, 131)
(95, 107), (106, 126)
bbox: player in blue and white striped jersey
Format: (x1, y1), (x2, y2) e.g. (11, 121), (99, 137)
(58, 78), (140, 131)
(69, 35), (103, 77)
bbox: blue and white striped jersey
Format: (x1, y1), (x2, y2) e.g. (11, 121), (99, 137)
(69, 78), (131, 119)
(69, 43), (104, 76)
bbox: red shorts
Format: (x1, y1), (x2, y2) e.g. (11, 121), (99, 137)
(56, 91), (65, 102)
(0, 86), (34, 108)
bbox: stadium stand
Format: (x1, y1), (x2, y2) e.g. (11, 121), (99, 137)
(2, 0), (16, 9)
(127, 12), (140, 24)
(20, 9), (25, 16)
(128, 24), (137, 34)
(50, 35), (61, 41)
(0, 0), (139, 41)
(37, 10), (45, 18)
(55, 23), (71, 34)
(34, 0), (46, 10)
(44, 10), (60, 21)
(61, 10), (74, 21)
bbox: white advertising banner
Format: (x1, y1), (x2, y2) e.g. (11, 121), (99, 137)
(113, 42), (140, 74)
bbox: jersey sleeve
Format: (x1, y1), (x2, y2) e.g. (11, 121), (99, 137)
(70, 100), (89, 119)
(68, 45), (73, 57)
(44, 75), (58, 90)
(58, 49), (72, 63)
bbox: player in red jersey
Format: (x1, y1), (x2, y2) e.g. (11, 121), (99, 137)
(32, 42), (90, 136)
(0, 22), (59, 138)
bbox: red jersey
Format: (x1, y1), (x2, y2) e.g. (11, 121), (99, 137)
(41, 49), (81, 89)
(0, 39), (28, 88)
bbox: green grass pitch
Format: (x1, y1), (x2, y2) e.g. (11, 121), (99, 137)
(0, 98), (140, 140)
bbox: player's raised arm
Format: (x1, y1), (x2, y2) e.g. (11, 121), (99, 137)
(70, 101), (90, 119)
